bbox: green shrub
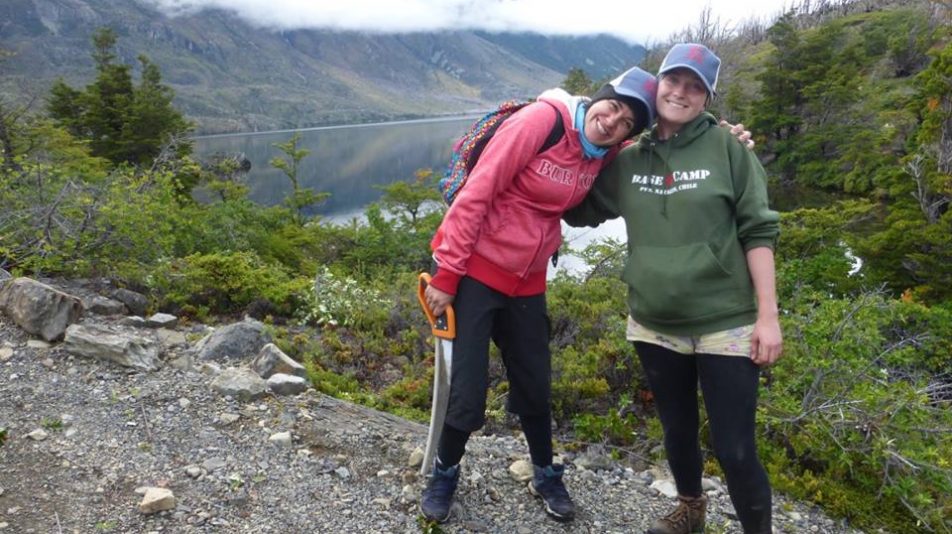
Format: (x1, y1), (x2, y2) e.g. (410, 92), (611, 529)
(762, 290), (952, 532)
(149, 251), (305, 318)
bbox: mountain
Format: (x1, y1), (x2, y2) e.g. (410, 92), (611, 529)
(0, 0), (646, 134)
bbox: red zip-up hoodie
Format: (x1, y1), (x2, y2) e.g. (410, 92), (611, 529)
(430, 89), (620, 297)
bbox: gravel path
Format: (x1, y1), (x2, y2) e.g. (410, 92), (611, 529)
(0, 311), (868, 534)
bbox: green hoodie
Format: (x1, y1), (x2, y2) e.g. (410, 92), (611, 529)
(564, 112), (780, 336)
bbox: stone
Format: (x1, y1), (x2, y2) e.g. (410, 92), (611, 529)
(400, 484), (416, 504)
(145, 313), (178, 329)
(85, 296), (126, 316)
(27, 429), (49, 441)
(0, 278), (83, 341)
(508, 459), (533, 483)
(121, 316), (148, 327)
(63, 324), (161, 371)
(266, 373), (308, 396)
(111, 288), (149, 316)
(650, 479), (679, 498)
(193, 318), (271, 362)
(138, 487), (176, 514)
(251, 343), (307, 379)
(269, 431), (292, 447)
(156, 328), (187, 347)
(408, 447), (424, 468)
(194, 319), (271, 361)
(575, 450), (613, 471)
(210, 367), (268, 401)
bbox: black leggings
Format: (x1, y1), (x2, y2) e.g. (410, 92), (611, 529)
(635, 342), (772, 534)
(438, 414), (553, 469)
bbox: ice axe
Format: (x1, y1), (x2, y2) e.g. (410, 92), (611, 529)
(416, 272), (456, 475)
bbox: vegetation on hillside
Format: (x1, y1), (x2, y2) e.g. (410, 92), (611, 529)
(1, 2), (950, 531)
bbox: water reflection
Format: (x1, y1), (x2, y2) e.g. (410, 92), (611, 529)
(192, 117), (476, 216)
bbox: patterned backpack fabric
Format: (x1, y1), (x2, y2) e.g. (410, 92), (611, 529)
(439, 100), (564, 205)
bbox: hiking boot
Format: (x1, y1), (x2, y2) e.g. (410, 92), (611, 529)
(528, 464), (576, 521)
(647, 494), (707, 534)
(420, 461), (459, 523)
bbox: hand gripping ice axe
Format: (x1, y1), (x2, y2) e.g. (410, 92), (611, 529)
(416, 273), (456, 475)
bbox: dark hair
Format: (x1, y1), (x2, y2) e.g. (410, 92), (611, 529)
(622, 96), (649, 137)
(590, 91), (649, 138)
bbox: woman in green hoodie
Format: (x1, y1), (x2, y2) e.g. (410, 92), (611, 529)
(565, 43), (781, 534)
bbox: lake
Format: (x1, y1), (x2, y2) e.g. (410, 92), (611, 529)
(193, 117), (478, 220)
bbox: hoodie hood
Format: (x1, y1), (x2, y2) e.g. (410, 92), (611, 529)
(537, 88), (589, 123)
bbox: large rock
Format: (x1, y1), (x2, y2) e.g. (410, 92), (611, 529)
(0, 278), (83, 341)
(193, 318), (271, 362)
(210, 367), (268, 401)
(266, 373), (309, 395)
(63, 324), (161, 371)
(252, 343), (307, 379)
(111, 288), (149, 316)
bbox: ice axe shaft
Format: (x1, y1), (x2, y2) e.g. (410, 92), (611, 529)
(417, 273), (456, 475)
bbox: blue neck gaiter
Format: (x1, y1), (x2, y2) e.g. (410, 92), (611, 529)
(575, 103), (609, 159)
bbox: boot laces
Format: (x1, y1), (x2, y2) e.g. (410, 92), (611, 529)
(660, 497), (703, 530)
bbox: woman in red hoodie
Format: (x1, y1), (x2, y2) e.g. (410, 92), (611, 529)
(419, 67), (659, 524)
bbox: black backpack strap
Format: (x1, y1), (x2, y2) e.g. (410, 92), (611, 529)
(537, 101), (565, 154)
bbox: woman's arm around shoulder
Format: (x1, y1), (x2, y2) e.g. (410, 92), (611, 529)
(562, 147), (631, 227)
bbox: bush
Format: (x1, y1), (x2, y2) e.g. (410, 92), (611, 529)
(149, 251), (306, 319)
(762, 289), (952, 532)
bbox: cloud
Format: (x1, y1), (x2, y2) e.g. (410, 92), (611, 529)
(141, 0), (796, 44)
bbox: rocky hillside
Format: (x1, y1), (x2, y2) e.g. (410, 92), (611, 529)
(0, 0), (645, 133)
(0, 275), (870, 533)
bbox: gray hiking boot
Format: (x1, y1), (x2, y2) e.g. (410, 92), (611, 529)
(647, 494), (707, 534)
(420, 461), (459, 523)
(528, 464), (576, 521)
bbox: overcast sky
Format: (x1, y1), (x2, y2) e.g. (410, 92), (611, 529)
(143, 0), (804, 45)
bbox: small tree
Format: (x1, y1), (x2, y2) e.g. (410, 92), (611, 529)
(269, 133), (328, 225)
(561, 67), (597, 96)
(47, 27), (191, 167)
(374, 168), (442, 226)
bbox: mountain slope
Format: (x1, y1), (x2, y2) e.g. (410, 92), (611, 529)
(0, 0), (646, 133)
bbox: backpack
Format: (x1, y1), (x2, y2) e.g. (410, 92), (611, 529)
(439, 100), (565, 205)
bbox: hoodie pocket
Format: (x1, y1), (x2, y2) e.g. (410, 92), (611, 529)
(623, 243), (738, 323)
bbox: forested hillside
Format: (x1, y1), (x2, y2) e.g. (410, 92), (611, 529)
(0, 0), (950, 532)
(0, 0), (644, 133)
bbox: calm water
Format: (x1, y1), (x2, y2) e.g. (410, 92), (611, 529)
(192, 117), (478, 219)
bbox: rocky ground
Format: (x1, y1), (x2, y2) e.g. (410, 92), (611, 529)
(0, 279), (871, 534)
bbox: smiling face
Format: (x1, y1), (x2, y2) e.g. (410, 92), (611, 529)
(656, 67), (709, 138)
(584, 98), (636, 147)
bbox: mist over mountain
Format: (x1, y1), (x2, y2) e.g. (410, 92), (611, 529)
(0, 0), (646, 133)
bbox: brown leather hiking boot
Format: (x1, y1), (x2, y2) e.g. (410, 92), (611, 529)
(647, 494), (707, 534)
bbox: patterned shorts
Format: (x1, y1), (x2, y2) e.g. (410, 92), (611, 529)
(626, 316), (754, 357)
